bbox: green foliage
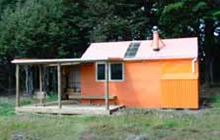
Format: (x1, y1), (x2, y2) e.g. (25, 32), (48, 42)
(0, 0), (218, 61)
(0, 0), (86, 61)
(0, 102), (15, 116)
(159, 0), (220, 38)
(0, 97), (32, 116)
(47, 93), (58, 102)
(160, 2), (186, 37)
(212, 11), (220, 19)
(0, 0), (219, 89)
(192, 1), (208, 12)
(81, 0), (145, 42)
(207, 96), (220, 108)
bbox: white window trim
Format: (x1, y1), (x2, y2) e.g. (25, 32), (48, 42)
(95, 62), (125, 82)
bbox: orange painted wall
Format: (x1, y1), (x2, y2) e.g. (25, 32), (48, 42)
(160, 59), (199, 109)
(161, 79), (199, 109)
(80, 59), (199, 109)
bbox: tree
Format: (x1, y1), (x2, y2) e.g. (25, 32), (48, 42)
(0, 0), (220, 94)
(0, 0), (86, 93)
(0, 0), (87, 61)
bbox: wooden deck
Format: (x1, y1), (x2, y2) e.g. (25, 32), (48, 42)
(16, 104), (125, 115)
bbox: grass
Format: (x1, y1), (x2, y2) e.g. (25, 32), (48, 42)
(207, 96), (220, 108)
(1, 94), (220, 140)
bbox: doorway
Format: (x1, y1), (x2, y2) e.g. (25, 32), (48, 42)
(66, 65), (81, 96)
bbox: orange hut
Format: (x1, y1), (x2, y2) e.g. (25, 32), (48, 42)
(12, 33), (199, 112)
(79, 37), (199, 109)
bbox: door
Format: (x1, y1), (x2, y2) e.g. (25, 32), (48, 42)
(67, 66), (81, 94)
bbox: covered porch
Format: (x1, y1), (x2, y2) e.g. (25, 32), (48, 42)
(12, 58), (124, 115)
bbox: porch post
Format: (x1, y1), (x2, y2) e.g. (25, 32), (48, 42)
(39, 65), (42, 92)
(105, 61), (109, 110)
(57, 63), (62, 109)
(16, 64), (20, 107)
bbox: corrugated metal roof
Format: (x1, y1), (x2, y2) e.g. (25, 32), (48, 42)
(12, 37), (198, 65)
(81, 37), (198, 61)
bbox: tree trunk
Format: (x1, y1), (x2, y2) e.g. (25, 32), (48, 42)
(25, 65), (29, 95)
(209, 57), (214, 85)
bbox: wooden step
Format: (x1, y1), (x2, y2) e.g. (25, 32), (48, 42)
(66, 88), (80, 92)
(66, 88), (74, 92)
(65, 92), (81, 97)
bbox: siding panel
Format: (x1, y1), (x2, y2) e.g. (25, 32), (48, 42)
(161, 79), (199, 109)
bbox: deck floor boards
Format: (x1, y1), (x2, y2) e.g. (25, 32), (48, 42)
(16, 104), (124, 115)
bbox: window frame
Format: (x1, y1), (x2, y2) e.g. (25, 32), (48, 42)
(95, 62), (124, 82)
(109, 62), (124, 82)
(95, 62), (106, 82)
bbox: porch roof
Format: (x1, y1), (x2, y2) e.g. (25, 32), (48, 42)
(11, 57), (123, 65)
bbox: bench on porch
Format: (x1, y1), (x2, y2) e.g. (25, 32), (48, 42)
(64, 88), (117, 105)
(68, 94), (117, 105)
(68, 95), (117, 100)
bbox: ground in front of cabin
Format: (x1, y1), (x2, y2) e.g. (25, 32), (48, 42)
(1, 88), (220, 140)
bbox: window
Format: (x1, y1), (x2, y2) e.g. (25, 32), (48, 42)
(96, 62), (124, 81)
(124, 42), (141, 58)
(110, 63), (123, 80)
(96, 63), (105, 81)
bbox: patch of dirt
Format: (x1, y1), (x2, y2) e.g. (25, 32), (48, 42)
(152, 124), (165, 130)
(79, 131), (96, 140)
(208, 131), (220, 136)
(181, 128), (200, 133)
(161, 136), (179, 140)
(11, 133), (39, 140)
(126, 134), (148, 140)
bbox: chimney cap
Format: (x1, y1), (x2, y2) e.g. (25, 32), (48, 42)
(152, 26), (159, 32)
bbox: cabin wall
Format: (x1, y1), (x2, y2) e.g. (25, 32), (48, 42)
(161, 59), (199, 109)
(80, 59), (199, 108)
(112, 61), (161, 108)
